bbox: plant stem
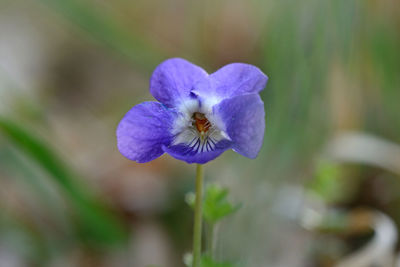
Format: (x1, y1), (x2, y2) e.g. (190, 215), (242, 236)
(193, 164), (204, 267)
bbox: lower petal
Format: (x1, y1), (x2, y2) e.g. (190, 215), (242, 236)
(214, 94), (265, 158)
(162, 139), (232, 164)
(116, 102), (176, 163)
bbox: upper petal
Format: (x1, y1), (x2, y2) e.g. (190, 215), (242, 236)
(213, 94), (265, 159)
(116, 101), (176, 163)
(192, 63), (268, 101)
(149, 58), (208, 107)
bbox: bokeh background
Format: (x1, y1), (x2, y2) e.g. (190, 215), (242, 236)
(1, 0), (400, 266)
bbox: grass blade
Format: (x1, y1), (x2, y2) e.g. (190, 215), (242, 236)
(0, 117), (127, 247)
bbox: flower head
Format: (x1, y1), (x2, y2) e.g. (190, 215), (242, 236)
(116, 58), (268, 164)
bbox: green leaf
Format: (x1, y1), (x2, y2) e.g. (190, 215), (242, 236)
(0, 117), (127, 247)
(186, 184), (241, 224)
(203, 184), (241, 224)
(201, 256), (235, 267)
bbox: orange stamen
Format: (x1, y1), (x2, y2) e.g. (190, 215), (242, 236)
(193, 112), (211, 134)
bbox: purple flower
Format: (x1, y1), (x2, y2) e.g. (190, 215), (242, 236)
(116, 58), (267, 164)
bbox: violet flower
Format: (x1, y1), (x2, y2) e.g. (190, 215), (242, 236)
(116, 58), (267, 164)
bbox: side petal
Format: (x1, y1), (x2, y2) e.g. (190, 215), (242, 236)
(214, 94), (265, 158)
(162, 140), (232, 164)
(192, 63), (268, 101)
(116, 102), (176, 163)
(150, 58), (208, 107)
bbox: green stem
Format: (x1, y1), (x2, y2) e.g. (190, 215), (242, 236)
(193, 164), (204, 267)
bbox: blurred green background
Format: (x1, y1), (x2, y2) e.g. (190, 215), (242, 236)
(0, 0), (400, 266)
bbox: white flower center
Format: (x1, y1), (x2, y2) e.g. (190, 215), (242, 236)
(171, 99), (229, 153)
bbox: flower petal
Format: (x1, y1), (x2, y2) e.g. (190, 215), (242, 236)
(214, 94), (265, 158)
(162, 140), (232, 164)
(150, 58), (208, 107)
(116, 102), (176, 163)
(192, 63), (268, 101)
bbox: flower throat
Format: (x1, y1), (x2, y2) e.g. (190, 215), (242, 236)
(192, 112), (211, 136)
